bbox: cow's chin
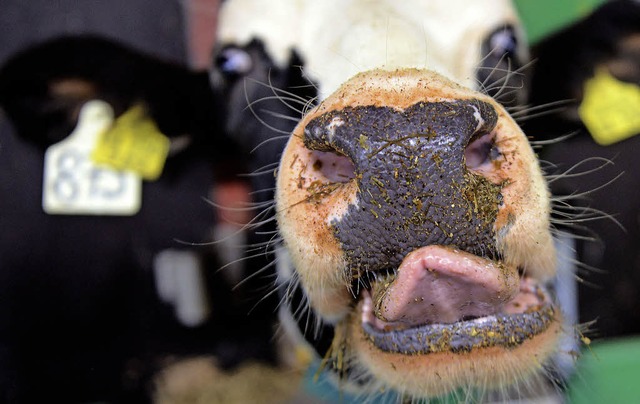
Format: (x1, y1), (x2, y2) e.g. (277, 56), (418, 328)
(334, 273), (561, 398)
(343, 309), (562, 398)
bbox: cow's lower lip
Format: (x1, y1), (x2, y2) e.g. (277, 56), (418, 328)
(359, 279), (556, 354)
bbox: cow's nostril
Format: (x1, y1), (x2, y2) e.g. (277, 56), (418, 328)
(464, 131), (499, 171)
(311, 150), (356, 183)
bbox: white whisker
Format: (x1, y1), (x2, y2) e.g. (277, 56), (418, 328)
(509, 99), (573, 118)
(546, 156), (614, 182)
(243, 79), (293, 135)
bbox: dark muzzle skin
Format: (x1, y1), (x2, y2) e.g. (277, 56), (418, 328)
(303, 100), (502, 276)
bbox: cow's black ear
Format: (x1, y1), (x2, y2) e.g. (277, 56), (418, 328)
(0, 36), (131, 149)
(0, 48), (92, 149)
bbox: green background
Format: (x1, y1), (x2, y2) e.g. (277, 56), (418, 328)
(513, 0), (607, 44)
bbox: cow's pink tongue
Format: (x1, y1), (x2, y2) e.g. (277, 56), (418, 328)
(372, 245), (519, 327)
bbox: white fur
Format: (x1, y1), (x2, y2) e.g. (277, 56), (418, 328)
(218, 0), (526, 99)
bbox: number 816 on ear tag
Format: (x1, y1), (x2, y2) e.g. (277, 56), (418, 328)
(42, 101), (142, 216)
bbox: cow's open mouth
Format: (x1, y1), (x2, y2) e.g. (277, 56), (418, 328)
(356, 245), (556, 354)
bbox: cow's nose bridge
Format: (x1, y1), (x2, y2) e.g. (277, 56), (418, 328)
(303, 100), (499, 176)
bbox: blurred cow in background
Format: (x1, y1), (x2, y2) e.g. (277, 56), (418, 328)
(0, 35), (278, 403)
(526, 0), (640, 338)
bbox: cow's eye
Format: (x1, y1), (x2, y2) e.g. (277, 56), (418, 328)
(487, 26), (518, 58)
(215, 47), (253, 77)
(476, 25), (524, 106)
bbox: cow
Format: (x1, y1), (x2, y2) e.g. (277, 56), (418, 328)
(210, 0), (575, 401)
(527, 0), (640, 338)
(0, 35), (278, 403)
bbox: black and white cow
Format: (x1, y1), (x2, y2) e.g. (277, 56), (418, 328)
(211, 0), (575, 402)
(527, 0), (640, 338)
(0, 35), (278, 403)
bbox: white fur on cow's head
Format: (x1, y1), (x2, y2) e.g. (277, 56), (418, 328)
(217, 0), (527, 100)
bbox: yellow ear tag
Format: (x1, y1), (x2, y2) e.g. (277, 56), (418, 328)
(91, 104), (170, 180)
(578, 68), (640, 146)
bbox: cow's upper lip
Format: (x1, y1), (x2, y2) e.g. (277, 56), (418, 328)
(357, 245), (556, 353)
